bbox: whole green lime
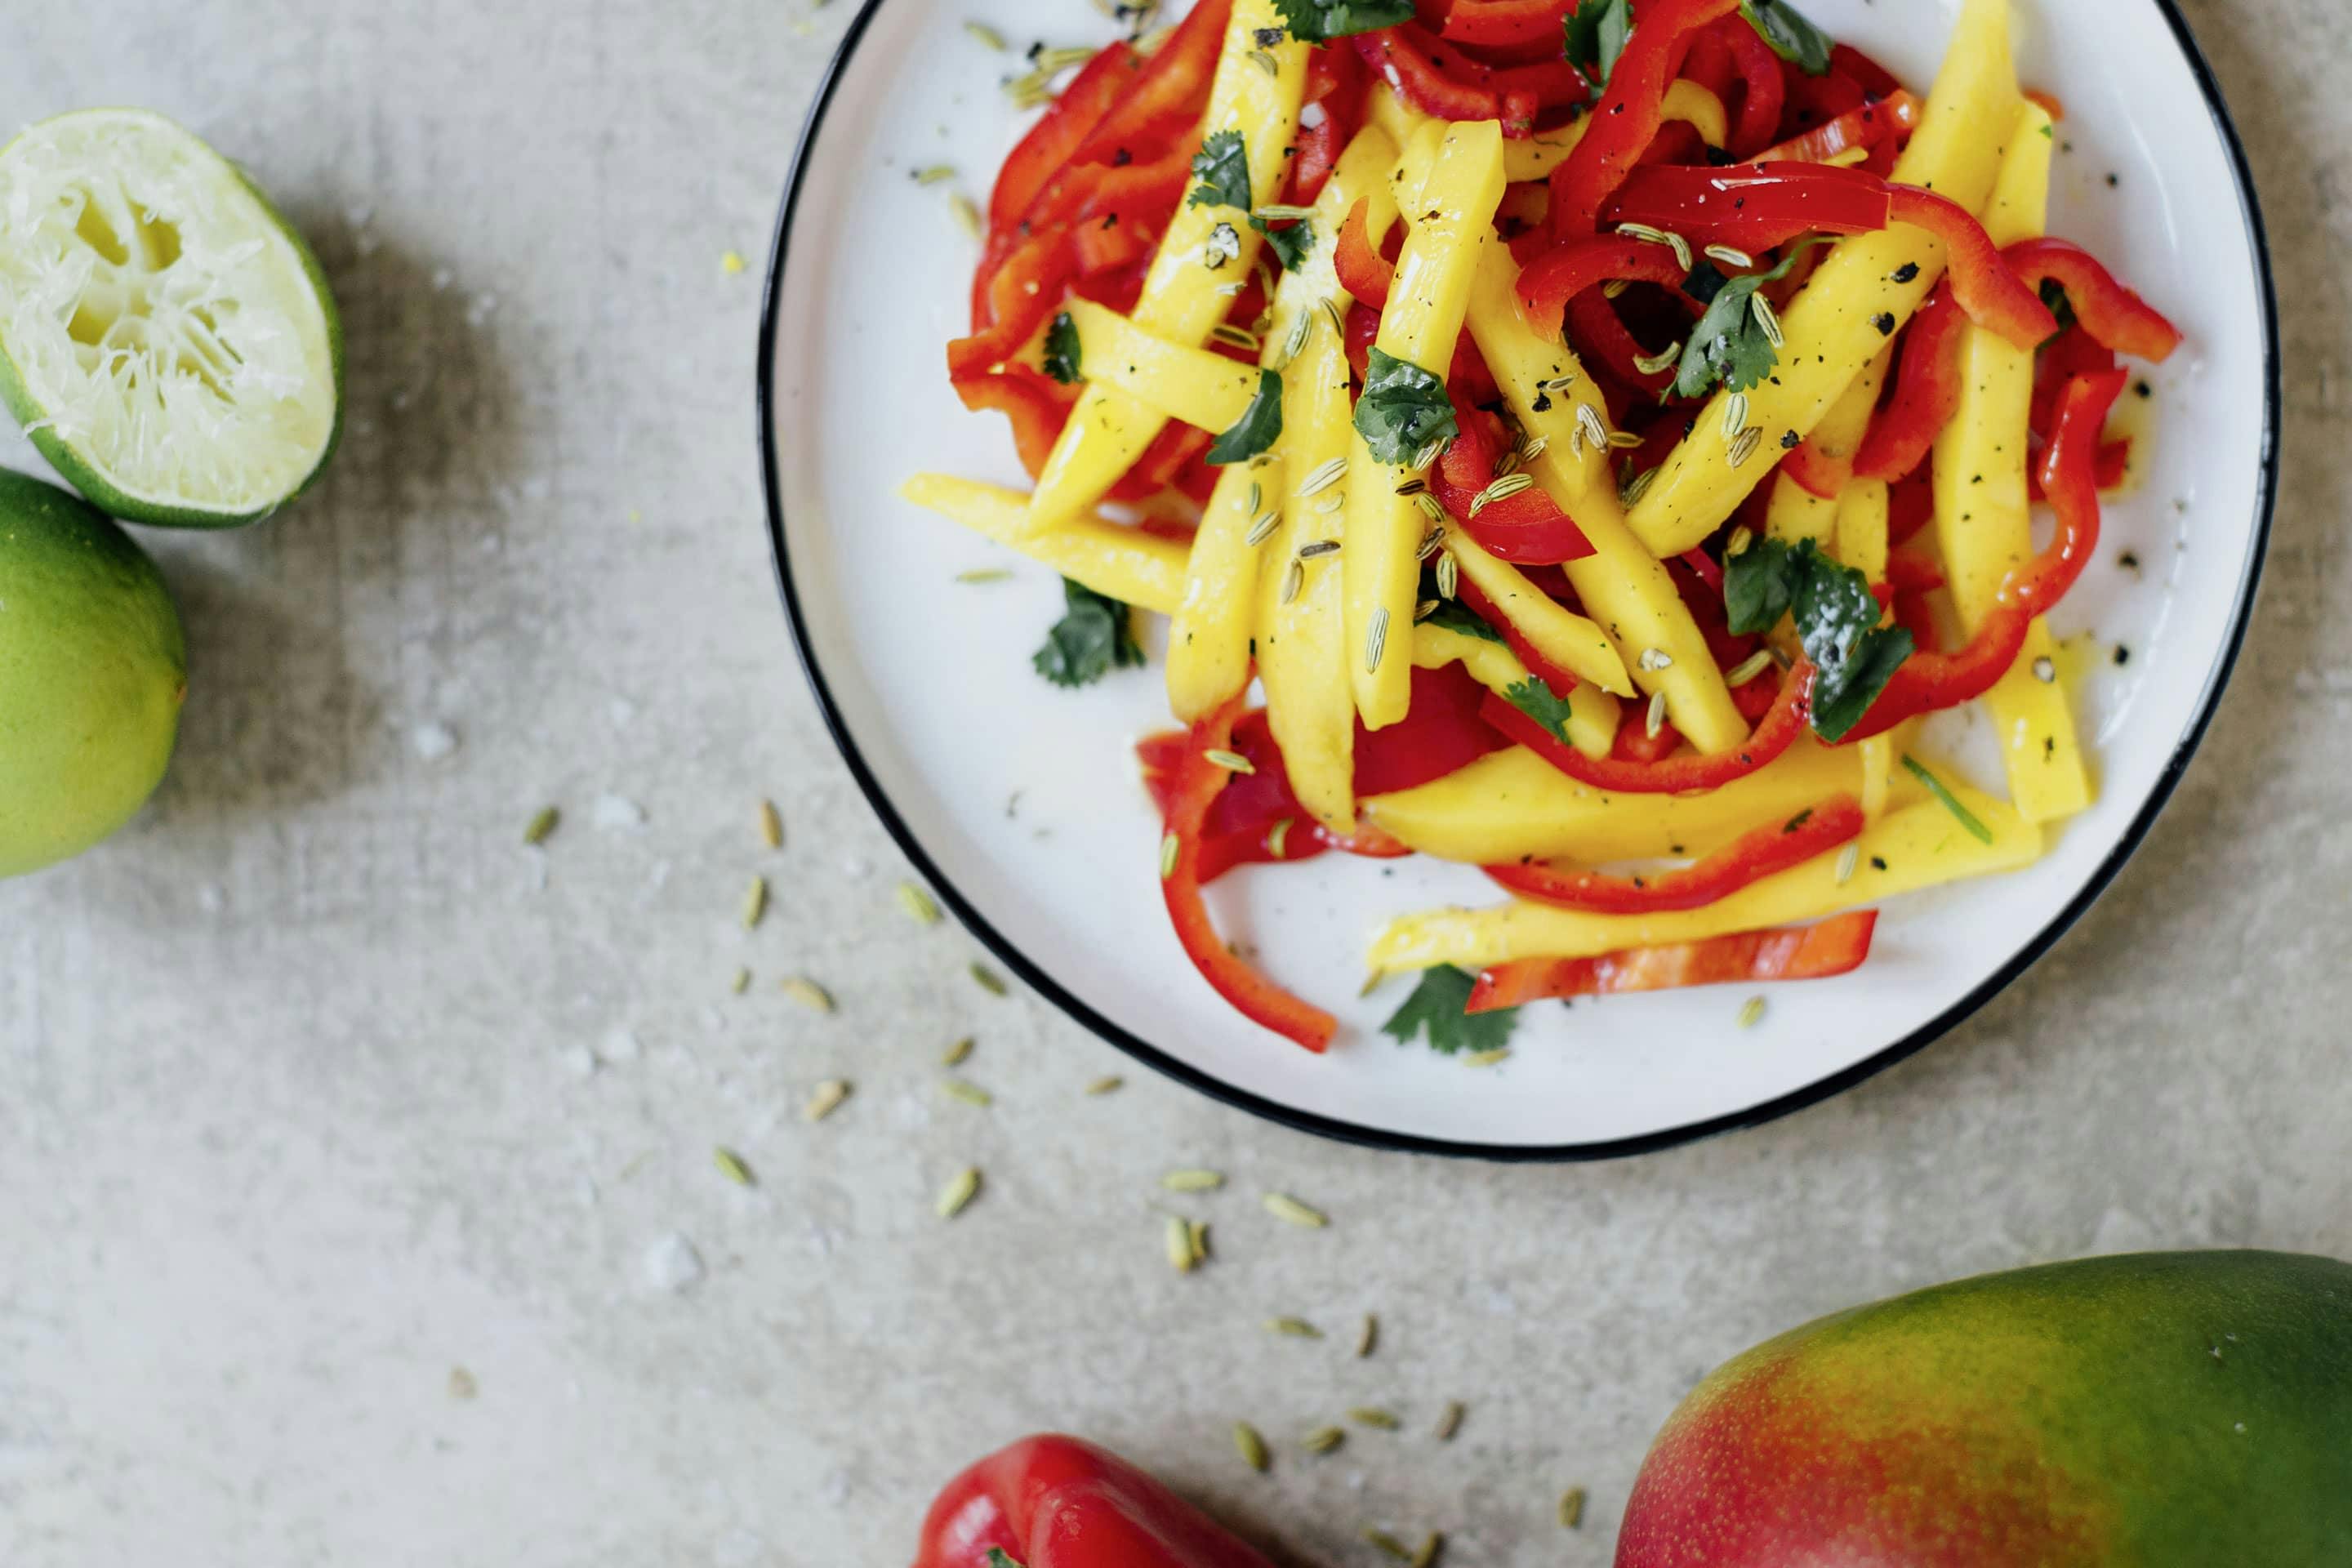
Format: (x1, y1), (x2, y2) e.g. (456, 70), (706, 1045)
(0, 468), (185, 877)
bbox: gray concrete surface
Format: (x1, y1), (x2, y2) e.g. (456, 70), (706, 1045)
(1, 1), (2345, 1563)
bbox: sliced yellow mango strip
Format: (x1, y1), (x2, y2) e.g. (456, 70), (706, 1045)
(1624, 0), (2020, 557)
(1836, 477), (1890, 581)
(1370, 780), (2039, 972)
(1931, 100), (2089, 824)
(1254, 126), (1400, 835)
(1344, 118), (1507, 729)
(1362, 735), (1875, 866)
(1023, 0), (1306, 534)
(1442, 530), (1634, 696)
(1166, 462), (1269, 719)
(902, 474), (1189, 614)
(1766, 476), (1840, 549)
(1062, 298), (1260, 435)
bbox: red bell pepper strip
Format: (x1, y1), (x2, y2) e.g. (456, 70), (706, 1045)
(1465, 910), (1879, 1011)
(1549, 0), (1744, 237)
(1514, 234), (1690, 341)
(1600, 162), (1893, 256)
(1355, 662), (1517, 795)
(1883, 546), (1946, 594)
(1886, 185), (2058, 349)
(2027, 438), (2130, 501)
(2002, 238), (2183, 362)
(1837, 368), (2127, 742)
(1886, 462), (1935, 542)
(1486, 793), (1864, 913)
(1711, 11), (1788, 159)
(985, 45), (1138, 243)
(914, 1434), (1285, 1568)
(951, 368), (1074, 481)
(1753, 91), (1920, 165)
(2031, 323), (2118, 438)
(1107, 422), (1215, 504)
(1439, 0), (1578, 48)
(1427, 411), (1598, 564)
(1291, 44), (1369, 205)
(1480, 661), (1813, 795)
(1353, 24), (1588, 136)
(1335, 197), (1395, 310)
(1853, 284), (1965, 481)
(1615, 710), (1684, 764)
(1830, 43), (1905, 101)
(1064, 0), (1234, 172)
(1160, 697), (1338, 1051)
(950, 228), (1076, 377)
(1567, 288), (1681, 395)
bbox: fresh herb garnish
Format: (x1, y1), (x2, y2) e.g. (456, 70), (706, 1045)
(1271, 0), (1416, 42)
(985, 1549), (1025, 1568)
(1034, 577), (1146, 688)
(1562, 0), (1633, 91)
(1206, 369), (1285, 465)
(1042, 310), (1081, 385)
(1187, 130), (1251, 212)
(1723, 537), (1913, 741)
(1903, 755), (1996, 844)
(1672, 240), (1829, 399)
(1741, 0), (1834, 75)
(1420, 597), (1503, 644)
(1501, 675), (1580, 744)
(1381, 964), (1517, 1055)
(1353, 348), (1458, 465)
(1250, 213), (1316, 272)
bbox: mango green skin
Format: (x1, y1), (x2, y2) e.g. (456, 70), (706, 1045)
(1616, 1251), (2352, 1568)
(0, 468), (186, 877)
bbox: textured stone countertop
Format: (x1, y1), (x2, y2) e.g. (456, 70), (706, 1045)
(2, 1), (2345, 1563)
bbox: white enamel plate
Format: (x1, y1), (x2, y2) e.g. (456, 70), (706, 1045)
(760, 0), (2275, 1158)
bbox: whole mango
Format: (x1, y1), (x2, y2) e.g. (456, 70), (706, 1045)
(1617, 1250), (2352, 1566)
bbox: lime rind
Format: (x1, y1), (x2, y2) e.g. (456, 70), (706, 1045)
(0, 108), (342, 528)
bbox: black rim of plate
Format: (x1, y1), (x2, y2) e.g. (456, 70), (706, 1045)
(755, 0), (2281, 1163)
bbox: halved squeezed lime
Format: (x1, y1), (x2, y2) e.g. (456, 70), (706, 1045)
(0, 109), (341, 527)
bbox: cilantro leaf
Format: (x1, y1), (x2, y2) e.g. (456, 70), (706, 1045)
(1722, 538), (1913, 741)
(1562, 0), (1633, 91)
(1187, 130), (1251, 213)
(1793, 542), (1914, 741)
(1271, 0), (1416, 42)
(1723, 536), (1805, 636)
(1381, 964), (1517, 1055)
(1420, 597), (1503, 644)
(1033, 577), (1146, 688)
(1741, 0), (1835, 76)
(1353, 348), (1459, 465)
(985, 1553), (1027, 1568)
(1672, 239), (1829, 399)
(1206, 369), (1285, 466)
(1250, 213), (1316, 272)
(1502, 676), (1579, 745)
(1042, 311), (1081, 385)
(2039, 277), (2078, 336)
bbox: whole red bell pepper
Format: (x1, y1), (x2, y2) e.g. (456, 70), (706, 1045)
(1160, 697), (1339, 1051)
(1837, 368), (2127, 742)
(1486, 794), (1864, 914)
(1466, 909), (1879, 1011)
(1481, 661), (1812, 795)
(914, 1435), (1282, 1568)
(1853, 284), (1964, 481)
(1548, 0), (1744, 237)
(2002, 237), (2184, 362)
